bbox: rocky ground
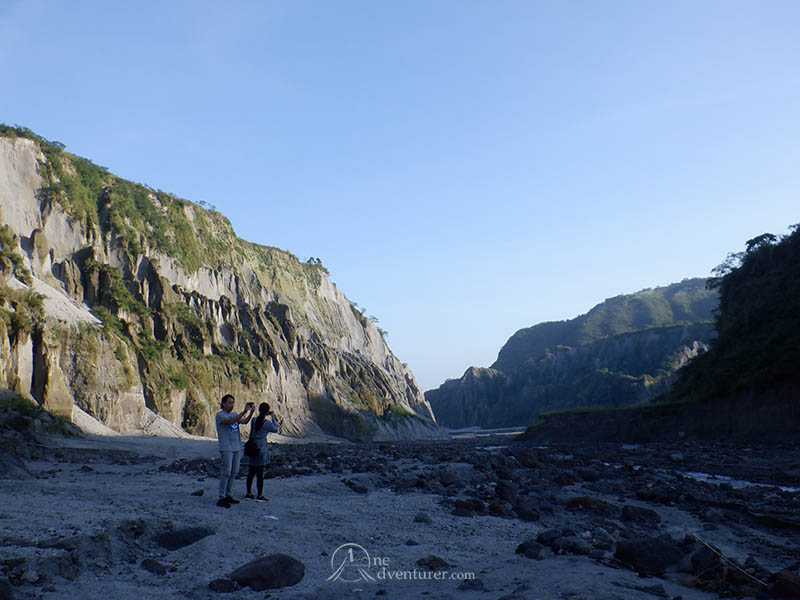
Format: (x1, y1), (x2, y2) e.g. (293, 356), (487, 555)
(1, 423), (799, 600)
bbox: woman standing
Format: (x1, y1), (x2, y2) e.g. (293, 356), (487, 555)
(245, 402), (279, 501)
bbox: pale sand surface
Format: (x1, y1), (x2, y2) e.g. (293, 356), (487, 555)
(0, 431), (723, 600)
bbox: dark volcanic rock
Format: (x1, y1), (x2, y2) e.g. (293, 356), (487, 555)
(552, 536), (591, 555)
(690, 546), (722, 577)
(208, 578), (238, 593)
(566, 496), (616, 516)
(515, 500), (541, 522)
(0, 579), (13, 600)
(228, 554), (305, 590)
(515, 540), (550, 560)
(154, 527), (215, 550)
(416, 555), (449, 571)
(140, 558), (168, 575)
(621, 504), (662, 525)
(614, 536), (684, 575)
(495, 481), (519, 504)
(458, 578), (485, 591)
(536, 529), (562, 547)
(772, 569), (800, 599)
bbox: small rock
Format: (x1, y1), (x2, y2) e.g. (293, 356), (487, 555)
(577, 467), (601, 482)
(536, 529), (562, 547)
(552, 536), (591, 556)
(405, 539), (419, 546)
(614, 536), (684, 575)
(228, 554), (305, 590)
(591, 527), (616, 550)
(690, 546), (721, 577)
(772, 569), (800, 598)
(344, 479), (368, 494)
(495, 481), (519, 504)
(621, 504), (662, 525)
(154, 527), (215, 551)
(79, 465), (94, 473)
(515, 540), (551, 560)
(141, 559), (168, 576)
(190, 489), (204, 497)
(0, 580), (12, 600)
(515, 501), (540, 522)
(440, 471), (459, 486)
(22, 570), (40, 584)
(414, 511), (432, 524)
(458, 578), (485, 591)
(208, 578), (238, 593)
(566, 496), (616, 516)
(488, 500), (514, 517)
(416, 555), (449, 571)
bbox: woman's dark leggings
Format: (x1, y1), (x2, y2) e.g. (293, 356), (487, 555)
(247, 465), (264, 495)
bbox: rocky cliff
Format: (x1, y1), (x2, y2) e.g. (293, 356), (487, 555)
(0, 127), (437, 440)
(427, 281), (717, 429)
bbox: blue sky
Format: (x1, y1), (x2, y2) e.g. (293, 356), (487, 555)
(2, 1), (799, 391)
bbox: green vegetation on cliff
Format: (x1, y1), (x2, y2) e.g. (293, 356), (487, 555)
(670, 225), (800, 401)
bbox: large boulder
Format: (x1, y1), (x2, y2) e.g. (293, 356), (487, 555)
(228, 554), (305, 590)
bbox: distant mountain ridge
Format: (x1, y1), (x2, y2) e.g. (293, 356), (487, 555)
(427, 279), (717, 428)
(493, 279), (717, 373)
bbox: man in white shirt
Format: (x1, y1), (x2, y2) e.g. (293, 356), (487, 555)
(215, 394), (255, 507)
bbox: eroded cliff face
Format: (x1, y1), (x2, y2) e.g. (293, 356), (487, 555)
(0, 133), (437, 440)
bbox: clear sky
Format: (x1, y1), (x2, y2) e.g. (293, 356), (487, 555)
(2, 1), (799, 391)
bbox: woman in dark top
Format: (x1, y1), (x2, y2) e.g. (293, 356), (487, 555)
(245, 402), (278, 501)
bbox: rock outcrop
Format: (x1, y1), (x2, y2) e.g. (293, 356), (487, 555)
(0, 128), (437, 440)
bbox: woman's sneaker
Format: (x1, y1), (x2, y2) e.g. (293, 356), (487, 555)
(225, 496), (240, 504)
(255, 495), (268, 503)
(216, 497), (231, 508)
(245, 493), (256, 500)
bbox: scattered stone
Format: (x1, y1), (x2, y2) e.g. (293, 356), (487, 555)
(228, 554), (305, 590)
(515, 540), (551, 560)
(458, 577), (485, 590)
(488, 500), (514, 517)
(495, 481), (519, 504)
(514, 501), (541, 522)
(21, 570), (40, 584)
(690, 546), (721, 577)
(440, 471), (459, 486)
(344, 479), (368, 494)
(79, 465), (94, 473)
(614, 536), (684, 575)
(577, 467), (601, 482)
(552, 536), (591, 556)
(405, 539), (419, 546)
(772, 569), (800, 599)
(566, 496), (616, 516)
(190, 489), (204, 496)
(416, 555), (449, 571)
(536, 529), (562, 547)
(141, 558), (168, 576)
(621, 504), (662, 525)
(591, 527), (616, 550)
(0, 580), (13, 600)
(154, 527), (215, 551)
(208, 578), (238, 593)
(414, 511), (432, 524)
